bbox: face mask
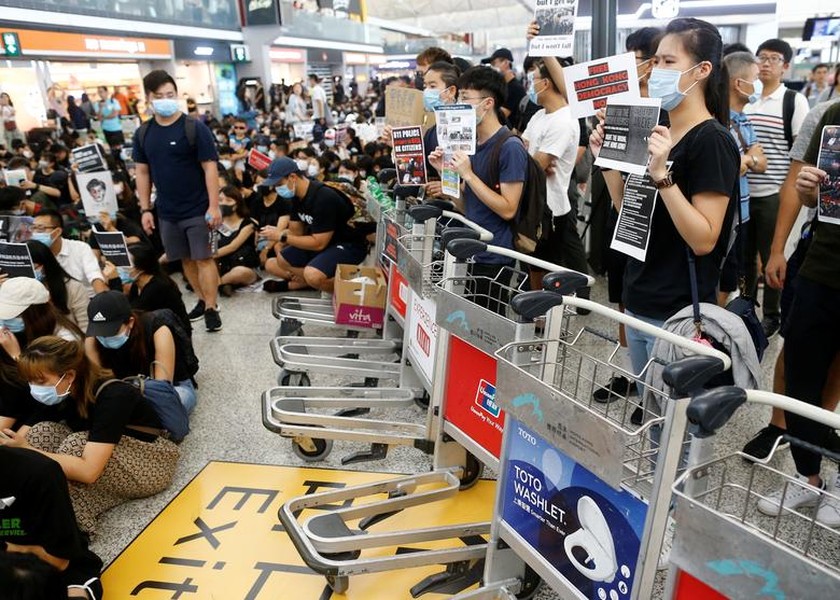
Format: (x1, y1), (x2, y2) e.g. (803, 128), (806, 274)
(38, 160), (49, 169)
(0, 317), (25, 333)
(527, 79), (544, 106)
(117, 266), (135, 285)
(423, 88), (443, 111)
(474, 100), (489, 126)
(34, 268), (45, 282)
(742, 78), (763, 104)
(22, 150), (33, 159)
(220, 204), (235, 217)
(276, 183), (295, 199)
(31, 231), (55, 247)
(97, 331), (130, 349)
(152, 98), (180, 118)
(114, 182), (124, 195)
(648, 64), (702, 112)
(636, 58), (653, 82)
(307, 164), (320, 177)
(295, 159), (309, 172)
(257, 145), (269, 153)
(29, 373), (70, 406)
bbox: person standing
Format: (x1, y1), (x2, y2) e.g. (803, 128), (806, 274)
(285, 83), (308, 125)
(308, 74), (330, 126)
(133, 70), (223, 333)
(744, 39), (810, 338)
(802, 63), (829, 107)
(0, 93), (23, 150)
(95, 86), (125, 156)
(482, 48), (527, 130)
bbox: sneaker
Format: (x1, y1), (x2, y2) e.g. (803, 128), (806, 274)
(657, 515), (675, 570)
(593, 375), (634, 404)
(761, 316), (780, 339)
(631, 405), (644, 426)
(825, 430), (840, 454)
(575, 286), (592, 316)
(817, 473), (840, 528)
(187, 300), (206, 322)
(204, 307), (222, 332)
(742, 424), (789, 460)
(757, 473), (822, 516)
(262, 279), (289, 293)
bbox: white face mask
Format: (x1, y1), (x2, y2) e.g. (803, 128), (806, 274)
(114, 182), (124, 195)
(307, 164), (320, 177)
(296, 159), (309, 172)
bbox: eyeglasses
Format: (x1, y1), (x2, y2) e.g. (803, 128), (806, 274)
(457, 94), (489, 103)
(233, 126), (247, 130)
(757, 55), (784, 65)
(30, 225), (56, 233)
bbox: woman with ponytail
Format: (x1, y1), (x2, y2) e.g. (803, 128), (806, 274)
(0, 336), (180, 535)
(590, 17), (740, 385)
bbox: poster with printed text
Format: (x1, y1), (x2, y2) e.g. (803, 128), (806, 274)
(0, 242), (35, 278)
(392, 126), (427, 185)
(562, 53), (641, 119)
(441, 151), (461, 198)
(435, 104), (477, 155)
(93, 231), (132, 268)
(594, 97), (661, 175)
(611, 172), (659, 262)
(817, 125), (840, 225)
(385, 87), (425, 128)
(530, 0), (579, 57)
(76, 171), (118, 223)
(71, 143), (108, 173)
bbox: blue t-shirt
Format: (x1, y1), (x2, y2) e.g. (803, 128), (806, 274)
(729, 109), (756, 224)
(97, 99), (122, 132)
(132, 115), (219, 221)
(464, 126), (528, 264)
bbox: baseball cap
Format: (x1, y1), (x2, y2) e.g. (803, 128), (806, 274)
(0, 277), (49, 320)
(482, 48), (514, 65)
(86, 291), (132, 337)
(262, 157), (300, 187)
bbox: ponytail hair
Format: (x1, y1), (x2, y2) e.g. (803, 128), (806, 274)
(665, 18), (729, 127)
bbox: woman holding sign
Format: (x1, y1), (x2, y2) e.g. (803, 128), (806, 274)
(589, 18), (740, 390)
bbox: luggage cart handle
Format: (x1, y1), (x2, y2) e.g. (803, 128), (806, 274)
(440, 227), (482, 249)
(686, 386), (840, 438)
(661, 355), (728, 398)
(509, 290), (573, 321)
(408, 204), (494, 241)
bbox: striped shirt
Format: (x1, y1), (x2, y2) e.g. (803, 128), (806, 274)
(744, 85), (809, 198)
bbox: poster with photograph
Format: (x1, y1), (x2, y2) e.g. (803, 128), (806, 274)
(3, 169), (26, 188)
(562, 53), (641, 119)
(0, 242), (35, 278)
(435, 104), (477, 155)
(76, 171), (118, 223)
(817, 125), (840, 225)
(71, 143), (108, 173)
(594, 97), (661, 175)
(392, 126), (427, 185)
(93, 231), (132, 268)
(501, 419), (647, 600)
(0, 215), (33, 243)
(441, 151), (461, 198)
(530, 0), (579, 57)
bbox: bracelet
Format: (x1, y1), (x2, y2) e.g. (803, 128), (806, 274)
(141, 208), (153, 214)
(751, 155), (758, 168)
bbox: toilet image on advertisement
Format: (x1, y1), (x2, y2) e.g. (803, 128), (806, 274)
(564, 496), (619, 583)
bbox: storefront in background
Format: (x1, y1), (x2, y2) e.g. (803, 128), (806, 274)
(269, 47), (307, 86)
(343, 52), (385, 97)
(173, 39), (239, 117)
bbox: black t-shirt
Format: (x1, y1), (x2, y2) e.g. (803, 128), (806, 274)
(24, 379), (160, 444)
(248, 189), (292, 229)
(800, 102), (840, 289)
(291, 181), (357, 246)
(217, 217), (260, 268)
(504, 78), (527, 130)
(0, 447), (103, 585)
(424, 127), (440, 181)
(128, 276), (191, 335)
(0, 372), (55, 431)
(623, 119), (739, 320)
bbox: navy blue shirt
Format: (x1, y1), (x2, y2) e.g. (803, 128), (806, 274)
(133, 115), (218, 221)
(465, 126), (528, 264)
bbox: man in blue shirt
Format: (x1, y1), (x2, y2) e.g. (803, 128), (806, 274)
(95, 86), (124, 155)
(134, 70), (223, 332)
(720, 51), (767, 305)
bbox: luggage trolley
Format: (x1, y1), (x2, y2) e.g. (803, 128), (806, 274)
(272, 269), (592, 598)
(262, 204), (493, 464)
(664, 386), (840, 599)
(462, 290), (732, 600)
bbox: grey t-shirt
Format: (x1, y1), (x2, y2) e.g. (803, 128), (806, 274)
(789, 97), (840, 162)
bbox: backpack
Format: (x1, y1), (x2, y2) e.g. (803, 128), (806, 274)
(151, 308), (200, 378)
(96, 378), (190, 443)
(487, 129), (551, 254)
(135, 115), (198, 154)
(782, 88), (797, 151)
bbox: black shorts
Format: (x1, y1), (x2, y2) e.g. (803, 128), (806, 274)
(280, 243), (368, 277)
(103, 129), (125, 148)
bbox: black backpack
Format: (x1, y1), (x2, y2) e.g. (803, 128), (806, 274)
(151, 308), (199, 378)
(135, 115), (198, 154)
(487, 129), (551, 254)
(782, 88), (797, 151)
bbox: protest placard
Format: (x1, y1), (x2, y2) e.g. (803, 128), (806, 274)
(72, 143), (108, 173)
(248, 148), (272, 171)
(385, 87), (425, 127)
(611, 173), (658, 262)
(392, 126), (427, 185)
(594, 97), (661, 175)
(0, 215), (33, 243)
(293, 121), (315, 141)
(530, 0), (579, 57)
(0, 241), (35, 278)
(93, 231), (132, 268)
(817, 125), (840, 225)
(435, 104), (477, 155)
(2, 169), (26, 188)
(441, 152), (461, 198)
(76, 171), (118, 223)
(563, 52), (641, 118)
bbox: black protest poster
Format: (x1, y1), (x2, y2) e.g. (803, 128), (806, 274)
(595, 97), (661, 176)
(71, 144), (108, 173)
(0, 242), (35, 278)
(610, 172), (660, 262)
(93, 231), (132, 267)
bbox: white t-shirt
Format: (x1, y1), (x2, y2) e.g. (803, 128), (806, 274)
(310, 85), (328, 119)
(522, 106), (579, 217)
(56, 238), (105, 297)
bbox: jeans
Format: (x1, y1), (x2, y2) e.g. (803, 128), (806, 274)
(625, 310), (667, 395)
(175, 379), (197, 415)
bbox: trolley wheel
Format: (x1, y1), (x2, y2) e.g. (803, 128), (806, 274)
(278, 370), (311, 387)
(516, 566), (542, 600)
(292, 435), (333, 462)
(326, 575), (349, 594)
(414, 391), (430, 410)
(458, 451), (484, 490)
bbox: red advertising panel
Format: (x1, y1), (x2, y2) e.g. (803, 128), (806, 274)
(674, 571), (728, 599)
(388, 262), (408, 319)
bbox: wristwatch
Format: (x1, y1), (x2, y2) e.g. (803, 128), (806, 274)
(280, 231), (288, 244)
(141, 208), (153, 215)
(653, 172), (675, 190)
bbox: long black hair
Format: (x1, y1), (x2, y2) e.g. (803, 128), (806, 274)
(26, 239), (73, 315)
(665, 18), (729, 127)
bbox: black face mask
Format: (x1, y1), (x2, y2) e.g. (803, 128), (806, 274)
(220, 205), (235, 217)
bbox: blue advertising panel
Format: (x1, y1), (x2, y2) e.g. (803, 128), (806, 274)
(501, 419), (648, 600)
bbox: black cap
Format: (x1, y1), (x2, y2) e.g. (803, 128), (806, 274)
(262, 157), (300, 187)
(86, 291), (132, 337)
(482, 48), (514, 65)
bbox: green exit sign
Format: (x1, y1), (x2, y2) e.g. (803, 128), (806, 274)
(2, 32), (21, 57)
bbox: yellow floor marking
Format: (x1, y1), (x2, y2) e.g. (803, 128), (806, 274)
(102, 461), (495, 599)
